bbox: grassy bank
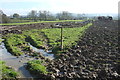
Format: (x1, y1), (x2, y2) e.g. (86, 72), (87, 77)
(26, 60), (48, 75)
(0, 61), (19, 79)
(3, 34), (29, 56)
(23, 29), (46, 49)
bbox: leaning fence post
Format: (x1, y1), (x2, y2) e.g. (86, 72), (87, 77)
(61, 27), (63, 50)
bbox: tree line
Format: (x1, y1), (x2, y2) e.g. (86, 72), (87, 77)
(0, 10), (87, 23)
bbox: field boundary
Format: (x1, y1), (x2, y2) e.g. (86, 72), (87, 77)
(0, 20), (83, 26)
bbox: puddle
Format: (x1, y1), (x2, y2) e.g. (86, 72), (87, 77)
(28, 43), (54, 60)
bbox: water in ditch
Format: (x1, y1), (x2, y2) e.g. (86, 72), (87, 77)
(28, 43), (54, 60)
(0, 42), (54, 78)
(0, 42), (35, 78)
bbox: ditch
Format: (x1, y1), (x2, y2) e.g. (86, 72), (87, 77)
(0, 42), (54, 78)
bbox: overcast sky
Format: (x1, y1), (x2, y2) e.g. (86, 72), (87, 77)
(0, 0), (119, 15)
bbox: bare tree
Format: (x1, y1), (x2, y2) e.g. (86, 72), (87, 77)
(38, 10), (56, 21)
(28, 10), (37, 21)
(56, 11), (73, 20)
(0, 10), (10, 23)
(38, 11), (46, 21)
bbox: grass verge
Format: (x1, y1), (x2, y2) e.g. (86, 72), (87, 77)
(0, 61), (19, 79)
(26, 60), (48, 75)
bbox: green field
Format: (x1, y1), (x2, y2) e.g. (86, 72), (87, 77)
(41, 23), (92, 52)
(0, 20), (83, 26)
(10, 19), (32, 23)
(3, 23), (92, 56)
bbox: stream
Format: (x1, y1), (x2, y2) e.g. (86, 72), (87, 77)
(0, 41), (54, 78)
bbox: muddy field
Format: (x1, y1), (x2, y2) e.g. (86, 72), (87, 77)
(0, 20), (119, 79)
(44, 20), (119, 79)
